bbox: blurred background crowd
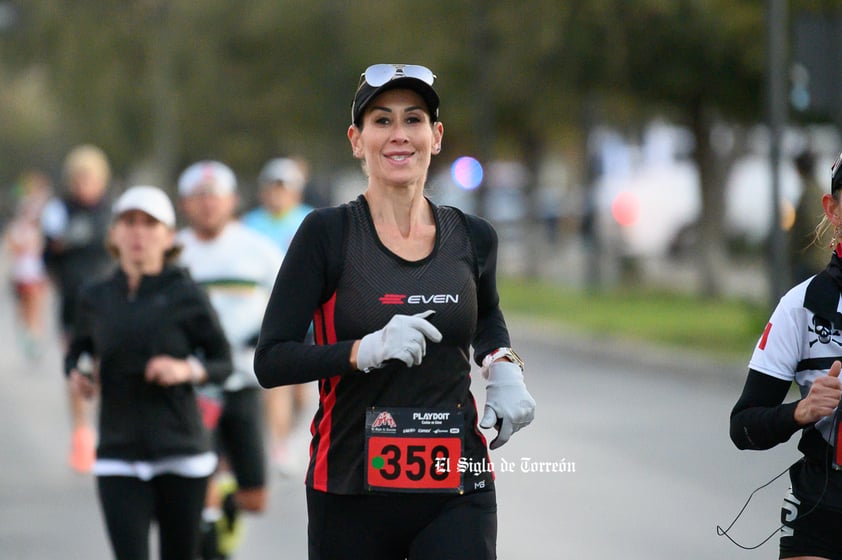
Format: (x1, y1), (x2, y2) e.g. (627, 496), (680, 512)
(0, 0), (840, 309)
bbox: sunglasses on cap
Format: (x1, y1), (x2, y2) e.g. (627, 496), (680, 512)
(833, 151), (842, 193)
(358, 64), (436, 88)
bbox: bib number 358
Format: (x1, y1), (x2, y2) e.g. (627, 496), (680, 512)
(365, 407), (463, 493)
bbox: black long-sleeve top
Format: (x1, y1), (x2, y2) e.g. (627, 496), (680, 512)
(729, 369), (801, 450)
(42, 195), (115, 330)
(254, 196), (511, 494)
(65, 265), (232, 461)
(254, 196), (510, 386)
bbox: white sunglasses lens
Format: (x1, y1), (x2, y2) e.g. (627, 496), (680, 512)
(403, 65), (435, 84)
(364, 64), (397, 87)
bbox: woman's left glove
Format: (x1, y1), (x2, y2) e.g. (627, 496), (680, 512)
(479, 361), (536, 449)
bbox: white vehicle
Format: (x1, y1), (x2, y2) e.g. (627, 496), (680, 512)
(593, 121), (832, 258)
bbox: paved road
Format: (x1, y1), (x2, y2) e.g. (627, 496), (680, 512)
(0, 286), (799, 559)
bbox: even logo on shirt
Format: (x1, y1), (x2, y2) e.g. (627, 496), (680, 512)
(378, 293), (459, 305)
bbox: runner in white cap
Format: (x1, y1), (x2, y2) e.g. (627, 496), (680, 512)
(177, 161), (284, 559)
(64, 184), (232, 559)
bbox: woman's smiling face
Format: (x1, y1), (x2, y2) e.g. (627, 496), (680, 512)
(349, 88), (443, 188)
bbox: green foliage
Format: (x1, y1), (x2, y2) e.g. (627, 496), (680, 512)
(620, 0), (764, 122)
(498, 277), (768, 360)
(0, 0), (781, 196)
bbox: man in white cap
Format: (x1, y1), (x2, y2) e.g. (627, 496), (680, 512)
(176, 160), (284, 560)
(242, 157), (315, 475)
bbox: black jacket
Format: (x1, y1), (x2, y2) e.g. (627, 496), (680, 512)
(65, 265), (232, 461)
(43, 195), (115, 330)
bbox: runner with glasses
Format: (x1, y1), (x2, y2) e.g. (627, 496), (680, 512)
(255, 63), (536, 560)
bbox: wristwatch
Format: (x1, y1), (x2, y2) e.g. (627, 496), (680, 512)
(481, 347), (524, 375)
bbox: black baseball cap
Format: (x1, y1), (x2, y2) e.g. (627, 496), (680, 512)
(351, 64), (439, 127)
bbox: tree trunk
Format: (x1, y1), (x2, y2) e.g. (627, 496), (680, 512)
(519, 127), (545, 281)
(146, 3), (179, 189)
(690, 98), (728, 298)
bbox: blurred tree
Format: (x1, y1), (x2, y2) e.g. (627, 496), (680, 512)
(480, 1), (601, 280)
(618, 0), (766, 297)
(0, 0), (825, 302)
(1, 1), (186, 185)
(0, 0), (473, 193)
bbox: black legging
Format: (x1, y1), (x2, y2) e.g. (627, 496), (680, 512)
(97, 474), (208, 560)
(307, 487), (497, 560)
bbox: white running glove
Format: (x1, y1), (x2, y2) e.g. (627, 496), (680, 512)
(356, 310), (443, 371)
(479, 361), (536, 449)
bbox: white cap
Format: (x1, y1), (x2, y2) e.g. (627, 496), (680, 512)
(258, 158), (306, 191)
(178, 161), (237, 197)
(112, 186), (176, 228)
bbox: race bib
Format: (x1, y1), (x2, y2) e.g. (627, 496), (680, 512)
(365, 407), (463, 493)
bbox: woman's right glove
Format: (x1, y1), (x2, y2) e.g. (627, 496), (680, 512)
(356, 310), (443, 371)
(479, 361), (536, 449)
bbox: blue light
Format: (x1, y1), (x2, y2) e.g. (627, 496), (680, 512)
(451, 157), (483, 190)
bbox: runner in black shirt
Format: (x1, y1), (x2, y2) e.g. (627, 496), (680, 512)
(43, 144), (115, 473)
(255, 63), (536, 560)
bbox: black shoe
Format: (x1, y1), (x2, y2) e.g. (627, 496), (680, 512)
(199, 520), (227, 560)
(216, 488), (241, 557)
